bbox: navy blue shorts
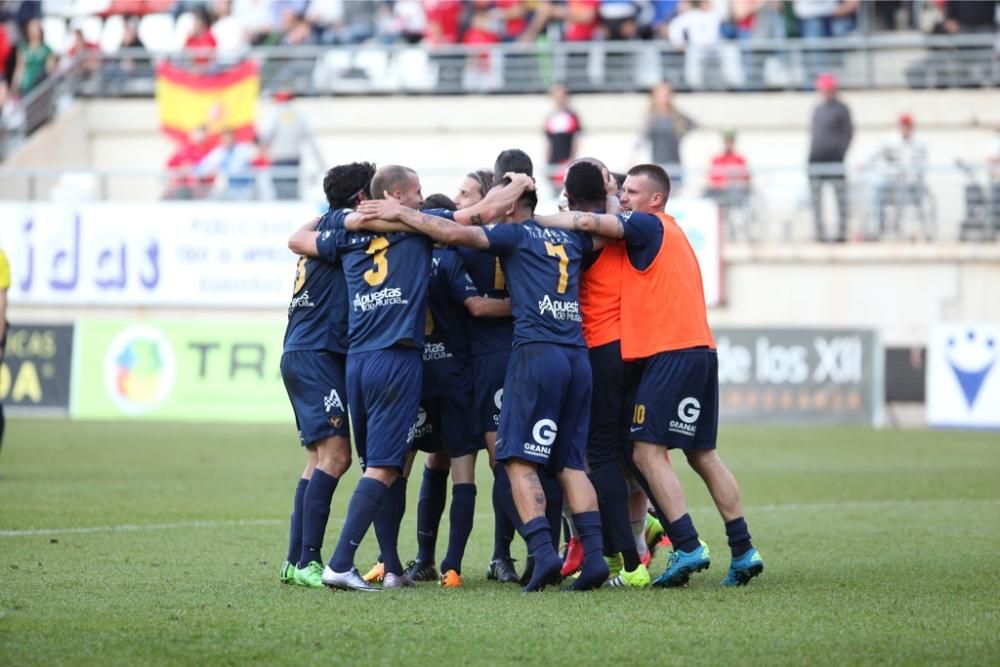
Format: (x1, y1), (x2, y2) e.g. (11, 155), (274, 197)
(472, 349), (510, 434)
(412, 392), (482, 458)
(346, 347), (422, 470)
(280, 349), (349, 446)
(496, 343), (591, 472)
(629, 348), (719, 450)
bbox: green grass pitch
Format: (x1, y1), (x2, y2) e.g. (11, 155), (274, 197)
(1, 419), (998, 666)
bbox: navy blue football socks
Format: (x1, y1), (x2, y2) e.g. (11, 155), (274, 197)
(666, 513), (701, 554)
(520, 516), (562, 591)
(493, 462), (523, 534)
(298, 469), (338, 567)
(571, 511), (610, 591)
(725, 517), (753, 557)
(440, 483), (476, 575)
(491, 463), (518, 560)
(416, 466), (449, 564)
(589, 464), (634, 555)
(329, 477), (388, 572)
(286, 478), (308, 565)
(373, 477), (407, 576)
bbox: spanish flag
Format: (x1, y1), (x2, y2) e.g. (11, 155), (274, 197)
(155, 60), (260, 142)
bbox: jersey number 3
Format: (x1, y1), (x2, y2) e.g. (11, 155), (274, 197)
(544, 242), (568, 294)
(364, 237), (389, 286)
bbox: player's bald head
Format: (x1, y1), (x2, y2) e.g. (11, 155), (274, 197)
(371, 165), (417, 200)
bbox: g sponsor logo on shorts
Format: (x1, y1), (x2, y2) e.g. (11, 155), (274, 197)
(532, 418), (557, 446)
(668, 397), (700, 437)
(525, 418), (557, 456)
(678, 397), (701, 423)
(493, 388), (504, 410)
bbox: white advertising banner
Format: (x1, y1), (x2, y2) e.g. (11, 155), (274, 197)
(927, 323), (1000, 429)
(667, 197), (722, 308)
(0, 202), (317, 307)
(0, 199), (722, 308)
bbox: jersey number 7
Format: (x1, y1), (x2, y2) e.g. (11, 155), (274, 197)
(544, 242), (568, 294)
(364, 237), (389, 286)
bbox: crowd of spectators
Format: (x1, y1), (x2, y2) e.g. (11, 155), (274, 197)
(6, 1), (996, 64)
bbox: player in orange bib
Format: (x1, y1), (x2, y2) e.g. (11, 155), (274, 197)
(536, 163), (763, 588)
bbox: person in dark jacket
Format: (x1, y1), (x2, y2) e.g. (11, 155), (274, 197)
(808, 72), (853, 242)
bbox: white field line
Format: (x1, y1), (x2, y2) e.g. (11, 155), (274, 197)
(0, 518), (283, 538)
(1, 497), (996, 539)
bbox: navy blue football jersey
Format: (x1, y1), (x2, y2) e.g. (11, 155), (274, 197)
(318, 225), (433, 354)
(457, 246), (515, 356)
(283, 208), (350, 354)
(422, 247), (478, 398)
(483, 220), (593, 348)
(422, 207), (514, 355)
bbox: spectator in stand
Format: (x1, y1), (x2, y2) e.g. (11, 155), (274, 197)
(793, 0), (858, 37)
(164, 124), (214, 200)
(705, 128), (752, 230)
(279, 9), (317, 45)
(794, 0), (858, 83)
(561, 0), (601, 41)
(706, 128), (751, 192)
(462, 1), (501, 89)
(649, 0), (680, 38)
(424, 0), (463, 45)
(391, 0), (427, 44)
(495, 0), (532, 41)
(184, 7), (217, 67)
(196, 128), (257, 200)
(104, 16), (148, 94)
(668, 0), (740, 89)
(941, 0), (998, 34)
(65, 28), (101, 76)
(543, 82), (583, 195)
(11, 18), (55, 99)
(869, 113), (930, 237)
(599, 0), (642, 40)
(250, 133), (275, 200)
(808, 72), (853, 242)
(258, 89), (323, 200)
(730, 0), (788, 89)
(231, 0), (275, 45)
(636, 81), (694, 187)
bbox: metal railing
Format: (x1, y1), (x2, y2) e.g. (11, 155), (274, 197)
(72, 32), (999, 98)
(1, 162), (996, 243)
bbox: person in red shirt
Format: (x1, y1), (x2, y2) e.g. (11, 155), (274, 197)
(705, 129), (752, 231)
(65, 28), (101, 75)
(184, 8), (217, 67)
(563, 0), (600, 41)
(164, 125), (214, 199)
(423, 0), (462, 45)
(707, 129), (750, 190)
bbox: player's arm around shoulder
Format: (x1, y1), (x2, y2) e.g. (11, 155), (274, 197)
(288, 216), (323, 257)
(534, 210), (625, 240)
(357, 199), (490, 250)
